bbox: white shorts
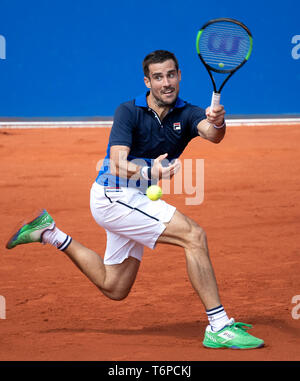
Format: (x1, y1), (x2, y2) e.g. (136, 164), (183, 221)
(90, 182), (176, 265)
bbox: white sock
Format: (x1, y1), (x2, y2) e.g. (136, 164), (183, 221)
(206, 305), (230, 332)
(42, 226), (72, 251)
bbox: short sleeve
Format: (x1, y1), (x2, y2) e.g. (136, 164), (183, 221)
(188, 105), (206, 138)
(109, 103), (136, 147)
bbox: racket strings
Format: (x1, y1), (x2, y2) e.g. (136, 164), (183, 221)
(198, 21), (251, 71)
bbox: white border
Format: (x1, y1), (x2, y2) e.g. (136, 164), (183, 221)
(0, 118), (300, 129)
(227, 118), (300, 126)
(0, 121), (113, 129)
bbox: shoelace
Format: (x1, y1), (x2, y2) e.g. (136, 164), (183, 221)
(230, 322), (252, 334)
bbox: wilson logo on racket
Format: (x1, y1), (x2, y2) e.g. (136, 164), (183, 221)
(208, 34), (244, 56)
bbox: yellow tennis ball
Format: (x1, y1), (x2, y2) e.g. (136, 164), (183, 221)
(218, 62), (224, 68)
(146, 185), (162, 201)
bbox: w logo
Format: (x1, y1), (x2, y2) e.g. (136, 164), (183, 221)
(0, 35), (6, 60)
(208, 33), (243, 56)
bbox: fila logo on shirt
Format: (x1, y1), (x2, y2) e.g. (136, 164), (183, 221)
(173, 122), (181, 131)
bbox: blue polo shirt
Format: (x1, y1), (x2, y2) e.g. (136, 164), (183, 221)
(96, 91), (206, 192)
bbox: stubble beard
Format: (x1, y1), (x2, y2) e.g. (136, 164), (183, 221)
(152, 88), (178, 108)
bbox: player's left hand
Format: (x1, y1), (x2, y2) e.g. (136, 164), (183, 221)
(206, 104), (226, 127)
(151, 153), (181, 180)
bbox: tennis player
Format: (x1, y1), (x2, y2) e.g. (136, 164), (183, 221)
(6, 50), (264, 349)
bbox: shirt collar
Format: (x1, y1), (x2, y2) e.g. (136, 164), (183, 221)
(135, 91), (186, 109)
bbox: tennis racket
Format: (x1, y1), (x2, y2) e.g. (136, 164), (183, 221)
(196, 18), (253, 110)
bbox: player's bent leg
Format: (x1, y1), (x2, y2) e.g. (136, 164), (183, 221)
(63, 239), (140, 301)
(157, 209), (221, 310)
(102, 257), (141, 300)
(5, 209), (141, 302)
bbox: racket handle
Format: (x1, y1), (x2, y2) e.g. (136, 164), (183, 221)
(210, 92), (221, 111)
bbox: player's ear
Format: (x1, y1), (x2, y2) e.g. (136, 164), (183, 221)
(144, 76), (151, 89)
(178, 69), (182, 82)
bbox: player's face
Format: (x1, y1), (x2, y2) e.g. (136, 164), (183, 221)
(144, 59), (181, 107)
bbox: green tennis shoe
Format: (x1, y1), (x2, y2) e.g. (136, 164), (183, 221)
(6, 209), (55, 249)
(203, 318), (264, 349)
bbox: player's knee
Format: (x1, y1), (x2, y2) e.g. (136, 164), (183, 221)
(186, 223), (207, 251)
(110, 291), (130, 301)
(101, 287), (130, 301)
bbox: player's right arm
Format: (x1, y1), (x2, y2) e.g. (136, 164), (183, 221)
(110, 146), (180, 180)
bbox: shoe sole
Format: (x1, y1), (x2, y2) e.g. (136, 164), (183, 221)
(203, 342), (265, 349)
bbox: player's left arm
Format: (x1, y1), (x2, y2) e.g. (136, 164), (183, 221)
(197, 104), (226, 144)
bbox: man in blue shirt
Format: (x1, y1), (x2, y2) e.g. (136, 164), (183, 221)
(7, 50), (264, 349)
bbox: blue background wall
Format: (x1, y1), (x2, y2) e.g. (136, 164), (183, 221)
(0, 0), (299, 117)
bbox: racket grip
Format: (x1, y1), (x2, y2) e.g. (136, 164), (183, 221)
(210, 92), (221, 111)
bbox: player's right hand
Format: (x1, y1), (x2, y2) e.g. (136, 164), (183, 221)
(151, 153), (181, 180)
(206, 104), (226, 127)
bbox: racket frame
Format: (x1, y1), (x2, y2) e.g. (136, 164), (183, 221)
(196, 18), (253, 105)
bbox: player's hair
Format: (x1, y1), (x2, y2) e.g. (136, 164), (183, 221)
(143, 50), (179, 78)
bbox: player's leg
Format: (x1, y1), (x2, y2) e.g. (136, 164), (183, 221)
(5, 209), (142, 301)
(157, 209), (264, 349)
(157, 209), (221, 310)
(63, 239), (141, 301)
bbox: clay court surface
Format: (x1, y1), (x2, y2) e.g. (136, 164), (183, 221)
(0, 124), (299, 362)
